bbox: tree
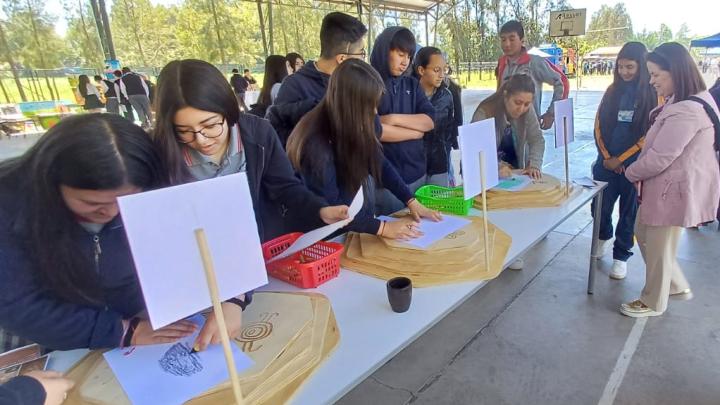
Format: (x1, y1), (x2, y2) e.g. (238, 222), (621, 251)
(2, 0), (68, 68)
(586, 3), (633, 47)
(62, 0), (104, 68)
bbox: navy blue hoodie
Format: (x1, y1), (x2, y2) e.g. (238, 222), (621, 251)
(266, 62), (330, 147)
(370, 27), (435, 184)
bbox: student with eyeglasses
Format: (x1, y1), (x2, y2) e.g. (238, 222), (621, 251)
(413, 47), (457, 187)
(266, 12), (368, 147)
(152, 59), (350, 245)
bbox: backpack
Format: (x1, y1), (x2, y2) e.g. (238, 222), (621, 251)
(688, 96), (720, 151)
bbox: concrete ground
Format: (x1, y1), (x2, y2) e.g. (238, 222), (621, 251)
(337, 91), (720, 405)
(1, 92), (719, 405)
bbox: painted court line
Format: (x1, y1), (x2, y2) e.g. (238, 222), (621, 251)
(598, 317), (648, 405)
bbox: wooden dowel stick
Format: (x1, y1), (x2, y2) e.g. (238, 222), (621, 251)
(479, 151), (491, 271)
(195, 228), (244, 405)
(563, 116), (570, 197)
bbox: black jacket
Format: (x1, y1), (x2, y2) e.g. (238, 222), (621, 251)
(266, 62), (330, 147)
(0, 376), (45, 405)
(230, 74), (249, 94)
(424, 85), (456, 176)
(236, 114), (328, 240)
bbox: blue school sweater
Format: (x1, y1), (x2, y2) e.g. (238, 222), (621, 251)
(370, 27), (435, 184)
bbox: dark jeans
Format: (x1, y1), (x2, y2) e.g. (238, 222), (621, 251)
(592, 166), (638, 261)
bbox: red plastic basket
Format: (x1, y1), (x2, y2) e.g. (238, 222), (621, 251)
(261, 232), (344, 289)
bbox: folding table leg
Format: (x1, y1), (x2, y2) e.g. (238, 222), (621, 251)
(587, 190), (604, 294)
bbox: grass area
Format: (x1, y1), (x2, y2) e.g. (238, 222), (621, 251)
(0, 77), (79, 104)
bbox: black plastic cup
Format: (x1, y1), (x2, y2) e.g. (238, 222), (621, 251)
(386, 277), (412, 313)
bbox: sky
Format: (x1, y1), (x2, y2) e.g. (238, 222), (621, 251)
(567, 0), (717, 37)
(31, 0), (720, 39)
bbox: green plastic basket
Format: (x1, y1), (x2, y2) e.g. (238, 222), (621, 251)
(415, 185), (473, 215)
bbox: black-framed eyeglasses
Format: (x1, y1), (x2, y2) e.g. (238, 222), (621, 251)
(175, 117), (226, 144)
(342, 45), (367, 60)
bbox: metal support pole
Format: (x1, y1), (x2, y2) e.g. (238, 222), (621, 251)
(588, 189), (604, 295)
(98, 0), (116, 60)
(424, 12), (429, 46)
(268, 0), (274, 55)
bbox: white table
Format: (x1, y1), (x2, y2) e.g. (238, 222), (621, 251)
(50, 184), (605, 404)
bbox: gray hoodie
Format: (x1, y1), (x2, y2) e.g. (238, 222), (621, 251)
(471, 104), (545, 170)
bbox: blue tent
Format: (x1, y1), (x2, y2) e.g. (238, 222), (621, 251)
(691, 33), (720, 48)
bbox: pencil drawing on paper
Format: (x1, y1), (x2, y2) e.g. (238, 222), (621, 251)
(236, 312), (278, 352)
(158, 342), (203, 377)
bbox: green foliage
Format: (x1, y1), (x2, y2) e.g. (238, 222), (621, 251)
(586, 3), (633, 46)
(1, 0), (68, 68)
(61, 0), (104, 68)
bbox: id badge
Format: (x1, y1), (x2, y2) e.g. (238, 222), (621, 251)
(617, 110), (634, 123)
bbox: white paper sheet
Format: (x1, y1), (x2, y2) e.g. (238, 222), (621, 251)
(118, 173), (269, 329)
(104, 314), (254, 405)
(377, 215), (472, 249)
(554, 98), (575, 148)
(269, 186), (364, 262)
(494, 174), (533, 192)
(573, 176), (598, 188)
(458, 119), (500, 200)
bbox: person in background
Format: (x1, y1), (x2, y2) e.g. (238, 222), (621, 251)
(113, 70), (135, 122)
(119, 67), (152, 128)
(267, 12), (367, 147)
(445, 66), (463, 185)
(93, 75), (107, 104)
(141, 74), (156, 106)
(78, 75), (104, 112)
(285, 52), (305, 74)
(230, 68), (249, 112)
(370, 26), (435, 215)
(621, 42), (720, 318)
(471, 74), (545, 271)
(152, 59), (350, 244)
(591, 42), (658, 280)
(0, 370), (74, 405)
(243, 69), (258, 91)
(99, 73), (121, 115)
(287, 59), (440, 239)
(248, 55), (287, 117)
(0, 114), (201, 353)
(496, 20), (569, 130)
(413, 47), (457, 187)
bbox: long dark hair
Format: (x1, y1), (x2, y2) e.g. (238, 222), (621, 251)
(647, 42), (706, 102)
(0, 114), (164, 305)
(257, 55), (288, 107)
(286, 52), (304, 73)
(287, 59), (383, 194)
(152, 59), (240, 185)
(478, 74), (535, 117)
(78, 74), (91, 97)
(599, 42), (657, 136)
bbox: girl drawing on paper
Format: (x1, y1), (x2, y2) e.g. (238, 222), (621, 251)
(471, 74), (545, 181)
(286, 59), (441, 240)
(0, 114), (197, 353)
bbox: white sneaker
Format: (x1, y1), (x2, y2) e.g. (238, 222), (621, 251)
(609, 260), (627, 280)
(507, 258), (524, 270)
(670, 289), (694, 301)
(592, 239), (612, 258)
